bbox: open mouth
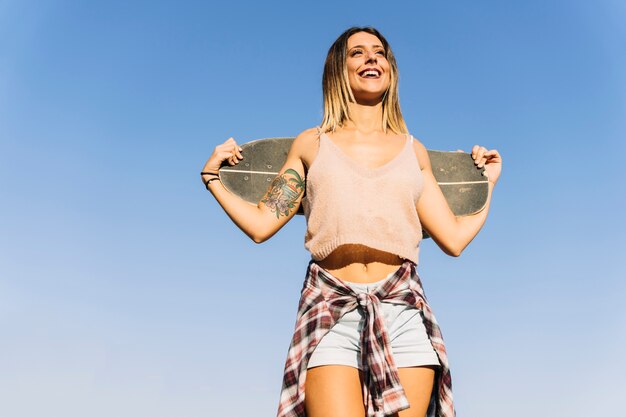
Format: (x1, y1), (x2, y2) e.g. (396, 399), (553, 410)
(359, 68), (381, 79)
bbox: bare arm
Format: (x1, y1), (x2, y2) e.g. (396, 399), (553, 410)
(415, 140), (502, 256)
(201, 128), (317, 243)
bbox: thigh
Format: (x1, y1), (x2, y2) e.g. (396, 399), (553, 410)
(391, 366), (436, 417)
(305, 365), (365, 417)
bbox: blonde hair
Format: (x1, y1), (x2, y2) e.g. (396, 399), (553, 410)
(319, 27), (408, 134)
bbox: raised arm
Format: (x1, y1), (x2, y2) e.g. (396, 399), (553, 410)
(414, 140), (502, 256)
(201, 128), (317, 243)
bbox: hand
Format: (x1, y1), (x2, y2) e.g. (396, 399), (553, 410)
(202, 137), (244, 176)
(471, 145), (502, 185)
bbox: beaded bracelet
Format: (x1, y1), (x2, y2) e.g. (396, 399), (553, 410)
(200, 171), (220, 190)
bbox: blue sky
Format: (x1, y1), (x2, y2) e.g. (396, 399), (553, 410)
(1, 1), (625, 416)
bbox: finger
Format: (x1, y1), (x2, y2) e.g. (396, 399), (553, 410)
(481, 151), (500, 167)
(217, 145), (243, 161)
(476, 146), (488, 167)
(480, 146), (487, 168)
(227, 143), (242, 157)
(471, 145), (480, 158)
(223, 137), (243, 157)
(228, 146), (241, 162)
(218, 151), (236, 164)
(484, 149), (501, 161)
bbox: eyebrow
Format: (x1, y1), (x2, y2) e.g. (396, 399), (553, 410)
(348, 44), (385, 51)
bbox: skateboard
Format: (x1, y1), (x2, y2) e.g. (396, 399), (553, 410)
(219, 137), (488, 234)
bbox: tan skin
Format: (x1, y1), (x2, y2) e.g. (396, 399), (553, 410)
(203, 32), (502, 417)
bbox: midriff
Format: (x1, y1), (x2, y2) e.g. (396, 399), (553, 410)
(316, 244), (404, 283)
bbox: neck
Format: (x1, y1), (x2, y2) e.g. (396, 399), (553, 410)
(345, 101), (384, 134)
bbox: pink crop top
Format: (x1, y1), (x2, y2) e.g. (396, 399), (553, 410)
(301, 132), (425, 264)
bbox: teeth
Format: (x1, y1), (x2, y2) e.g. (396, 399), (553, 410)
(363, 70), (379, 77)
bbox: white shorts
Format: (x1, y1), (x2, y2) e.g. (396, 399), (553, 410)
(307, 272), (441, 370)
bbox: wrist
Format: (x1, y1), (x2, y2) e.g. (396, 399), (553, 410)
(206, 177), (221, 189)
(200, 171), (221, 190)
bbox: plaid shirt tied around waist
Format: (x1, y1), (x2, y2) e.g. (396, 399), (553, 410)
(277, 261), (455, 417)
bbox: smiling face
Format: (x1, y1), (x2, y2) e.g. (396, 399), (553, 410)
(320, 26), (407, 133)
(345, 31), (391, 103)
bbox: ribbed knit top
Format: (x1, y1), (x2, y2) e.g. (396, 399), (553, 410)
(302, 132), (424, 264)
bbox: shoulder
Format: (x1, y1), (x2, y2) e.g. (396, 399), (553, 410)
(410, 135), (431, 170)
(295, 127), (320, 143)
(290, 127), (321, 154)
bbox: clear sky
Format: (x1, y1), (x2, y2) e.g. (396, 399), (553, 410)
(1, 0), (625, 416)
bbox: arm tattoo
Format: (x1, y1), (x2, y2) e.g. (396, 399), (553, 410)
(261, 168), (305, 219)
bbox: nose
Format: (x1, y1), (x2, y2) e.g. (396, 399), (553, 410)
(365, 50), (378, 63)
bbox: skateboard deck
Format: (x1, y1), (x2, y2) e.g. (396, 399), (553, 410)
(219, 137), (488, 223)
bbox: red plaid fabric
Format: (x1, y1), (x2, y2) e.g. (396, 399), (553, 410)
(277, 260), (455, 417)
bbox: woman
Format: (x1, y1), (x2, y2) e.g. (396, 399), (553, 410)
(201, 27), (501, 417)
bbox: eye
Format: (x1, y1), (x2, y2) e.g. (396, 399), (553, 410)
(350, 49), (363, 57)
(375, 49), (386, 56)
